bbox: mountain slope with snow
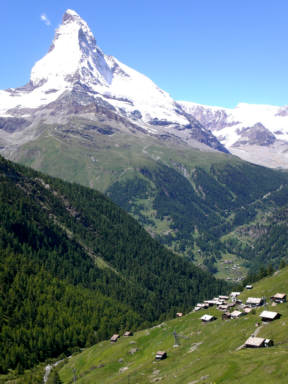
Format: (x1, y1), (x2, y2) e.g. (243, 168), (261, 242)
(179, 101), (288, 168)
(0, 9), (227, 155)
(1, 8), (287, 168)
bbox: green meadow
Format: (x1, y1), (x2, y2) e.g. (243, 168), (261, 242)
(59, 266), (288, 383)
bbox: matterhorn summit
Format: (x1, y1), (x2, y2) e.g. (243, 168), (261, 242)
(30, 9), (113, 89)
(0, 9), (227, 155)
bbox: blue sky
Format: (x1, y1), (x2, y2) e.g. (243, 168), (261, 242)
(1, 0), (287, 108)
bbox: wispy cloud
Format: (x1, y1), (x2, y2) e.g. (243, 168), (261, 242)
(40, 13), (51, 26)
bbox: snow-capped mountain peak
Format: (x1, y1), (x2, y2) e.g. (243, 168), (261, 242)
(30, 9), (112, 89)
(0, 9), (228, 155)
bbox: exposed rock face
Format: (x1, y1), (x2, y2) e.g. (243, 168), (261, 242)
(233, 123), (276, 147)
(0, 117), (30, 133)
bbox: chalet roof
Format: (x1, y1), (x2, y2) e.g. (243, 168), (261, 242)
(123, 331), (133, 336)
(246, 285), (253, 289)
(110, 334), (120, 341)
(204, 300), (219, 305)
(246, 297), (262, 305)
(219, 295), (229, 300)
(245, 337), (265, 347)
(176, 312), (183, 317)
(201, 314), (214, 322)
(156, 351), (166, 357)
(231, 310), (243, 318)
(218, 304), (229, 310)
(244, 307), (252, 314)
(259, 310), (279, 320)
(230, 291), (240, 297)
(271, 293), (286, 299)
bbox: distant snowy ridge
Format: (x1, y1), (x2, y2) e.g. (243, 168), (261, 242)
(178, 101), (288, 168)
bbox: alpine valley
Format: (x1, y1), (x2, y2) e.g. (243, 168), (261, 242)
(2, 8), (288, 384)
(1, 9), (288, 280)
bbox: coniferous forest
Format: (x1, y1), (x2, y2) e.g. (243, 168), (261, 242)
(0, 155), (229, 373)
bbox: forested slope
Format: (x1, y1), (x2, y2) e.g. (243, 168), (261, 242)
(0, 155), (229, 373)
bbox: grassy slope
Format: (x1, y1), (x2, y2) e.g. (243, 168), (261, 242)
(59, 266), (288, 384)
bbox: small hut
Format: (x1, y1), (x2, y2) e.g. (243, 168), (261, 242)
(110, 334), (120, 343)
(222, 312), (231, 320)
(123, 331), (133, 337)
(245, 337), (273, 348)
(201, 314), (216, 323)
(246, 297), (264, 307)
(176, 312), (183, 317)
(259, 310), (280, 322)
(270, 293), (287, 304)
(155, 351), (167, 360)
(218, 295), (229, 301)
(231, 310), (244, 319)
(230, 291), (240, 298)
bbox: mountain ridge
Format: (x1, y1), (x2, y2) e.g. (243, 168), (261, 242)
(179, 100), (288, 168)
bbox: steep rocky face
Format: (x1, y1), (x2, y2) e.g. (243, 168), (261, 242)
(0, 9), (226, 155)
(233, 123), (276, 147)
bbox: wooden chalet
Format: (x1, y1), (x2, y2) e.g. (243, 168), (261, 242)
(246, 297), (264, 307)
(176, 312), (183, 317)
(123, 331), (133, 337)
(270, 293), (287, 304)
(230, 291), (240, 298)
(259, 310), (281, 322)
(245, 337), (273, 348)
(218, 295), (229, 301)
(110, 334), (120, 343)
(230, 310), (244, 319)
(222, 312), (231, 320)
(155, 351), (167, 360)
(204, 300), (218, 307)
(201, 314), (216, 323)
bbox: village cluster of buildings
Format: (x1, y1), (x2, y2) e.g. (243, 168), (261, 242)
(108, 288), (287, 362)
(193, 288), (286, 348)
